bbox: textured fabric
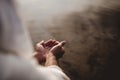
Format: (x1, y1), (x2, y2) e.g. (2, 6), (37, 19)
(0, 53), (70, 80)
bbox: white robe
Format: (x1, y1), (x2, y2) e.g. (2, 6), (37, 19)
(0, 53), (70, 80)
(0, 0), (70, 80)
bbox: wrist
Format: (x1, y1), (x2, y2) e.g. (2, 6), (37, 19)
(45, 51), (58, 66)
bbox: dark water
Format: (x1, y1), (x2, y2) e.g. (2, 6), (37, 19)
(17, 0), (120, 80)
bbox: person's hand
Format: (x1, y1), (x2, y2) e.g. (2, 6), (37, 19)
(45, 41), (66, 66)
(49, 41), (66, 59)
(34, 39), (58, 63)
(34, 39), (66, 64)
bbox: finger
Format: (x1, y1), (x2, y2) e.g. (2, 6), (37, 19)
(58, 41), (66, 47)
(50, 41), (66, 51)
(49, 40), (60, 47)
(55, 41), (59, 44)
(44, 39), (53, 46)
(49, 40), (56, 47)
(39, 40), (45, 46)
(36, 40), (45, 47)
(49, 40), (61, 47)
(52, 41), (59, 46)
(36, 41), (44, 51)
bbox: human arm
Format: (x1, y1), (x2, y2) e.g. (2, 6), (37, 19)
(33, 39), (70, 80)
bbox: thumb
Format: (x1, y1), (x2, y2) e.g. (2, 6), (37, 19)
(50, 41), (66, 53)
(57, 41), (66, 47)
(36, 40), (44, 51)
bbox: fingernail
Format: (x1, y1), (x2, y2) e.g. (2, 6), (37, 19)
(59, 41), (66, 46)
(41, 40), (44, 42)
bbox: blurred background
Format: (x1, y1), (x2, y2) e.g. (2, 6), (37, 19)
(16, 0), (120, 80)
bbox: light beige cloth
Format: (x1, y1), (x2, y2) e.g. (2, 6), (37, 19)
(0, 53), (70, 80)
(0, 0), (70, 80)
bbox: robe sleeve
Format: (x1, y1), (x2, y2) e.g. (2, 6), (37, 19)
(0, 54), (70, 80)
(37, 65), (70, 80)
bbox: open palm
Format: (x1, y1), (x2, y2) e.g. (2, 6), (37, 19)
(34, 39), (66, 64)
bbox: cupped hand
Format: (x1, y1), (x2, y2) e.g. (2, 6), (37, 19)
(50, 41), (66, 59)
(34, 39), (66, 63)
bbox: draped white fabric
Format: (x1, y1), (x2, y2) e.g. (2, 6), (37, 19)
(0, 0), (70, 80)
(0, 53), (70, 80)
(0, 0), (33, 55)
